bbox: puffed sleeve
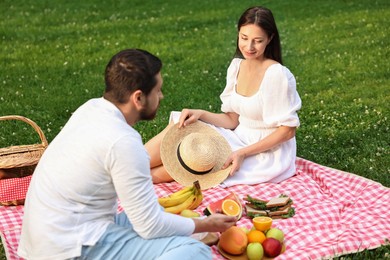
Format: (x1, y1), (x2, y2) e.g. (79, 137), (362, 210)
(261, 65), (302, 127)
(220, 58), (242, 113)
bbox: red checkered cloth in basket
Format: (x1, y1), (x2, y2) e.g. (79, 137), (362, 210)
(0, 176), (32, 203)
(1, 158), (389, 259)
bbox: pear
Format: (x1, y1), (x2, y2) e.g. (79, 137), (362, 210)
(180, 209), (201, 218)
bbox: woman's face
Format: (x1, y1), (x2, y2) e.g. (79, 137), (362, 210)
(238, 24), (271, 60)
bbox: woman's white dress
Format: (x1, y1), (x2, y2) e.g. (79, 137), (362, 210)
(171, 58), (302, 187)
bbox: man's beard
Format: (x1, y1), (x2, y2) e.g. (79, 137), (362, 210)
(139, 101), (158, 121)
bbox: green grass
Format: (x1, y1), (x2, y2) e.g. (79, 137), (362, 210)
(1, 0), (389, 259)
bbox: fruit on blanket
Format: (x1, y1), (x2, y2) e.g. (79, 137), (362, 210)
(246, 242), (264, 260)
(164, 194), (197, 214)
(247, 229), (266, 244)
(203, 192), (243, 220)
(180, 209), (200, 218)
(266, 227), (284, 243)
(159, 181), (203, 214)
(281, 242), (286, 254)
(222, 199), (241, 217)
(189, 182), (204, 210)
(219, 226), (248, 255)
(262, 237), (282, 257)
(158, 186), (194, 207)
(252, 216), (272, 231)
(240, 227), (250, 234)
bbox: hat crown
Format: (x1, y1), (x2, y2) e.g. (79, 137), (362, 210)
(161, 120), (232, 190)
(178, 133), (217, 173)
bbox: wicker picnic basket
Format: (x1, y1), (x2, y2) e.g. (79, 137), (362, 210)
(0, 115), (48, 206)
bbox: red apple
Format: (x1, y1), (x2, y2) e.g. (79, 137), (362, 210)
(262, 237), (282, 257)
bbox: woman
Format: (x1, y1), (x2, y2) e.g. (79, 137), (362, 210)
(146, 6), (301, 187)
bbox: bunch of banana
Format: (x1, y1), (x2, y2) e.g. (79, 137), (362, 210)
(158, 181), (203, 214)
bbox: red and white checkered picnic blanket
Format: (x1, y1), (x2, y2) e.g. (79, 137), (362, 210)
(1, 157), (389, 259)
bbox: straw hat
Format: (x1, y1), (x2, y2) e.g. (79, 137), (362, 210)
(160, 121), (232, 190)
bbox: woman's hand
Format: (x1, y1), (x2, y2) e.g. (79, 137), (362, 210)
(178, 109), (204, 128)
(178, 109), (239, 129)
(222, 150), (246, 176)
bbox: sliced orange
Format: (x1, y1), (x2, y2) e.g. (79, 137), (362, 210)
(252, 216), (272, 231)
(247, 229), (266, 244)
(221, 199), (241, 217)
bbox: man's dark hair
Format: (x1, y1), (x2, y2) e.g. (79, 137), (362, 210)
(104, 49), (162, 104)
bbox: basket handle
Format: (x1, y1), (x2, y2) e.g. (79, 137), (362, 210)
(0, 115), (48, 147)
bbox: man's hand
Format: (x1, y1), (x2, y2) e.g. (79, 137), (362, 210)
(192, 214), (237, 234)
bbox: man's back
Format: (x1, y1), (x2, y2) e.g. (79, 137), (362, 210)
(18, 97), (142, 259)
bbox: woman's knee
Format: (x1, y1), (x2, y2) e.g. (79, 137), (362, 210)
(151, 166), (173, 184)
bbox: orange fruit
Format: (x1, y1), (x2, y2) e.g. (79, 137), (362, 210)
(252, 216), (272, 231)
(222, 199), (241, 217)
(247, 229), (266, 244)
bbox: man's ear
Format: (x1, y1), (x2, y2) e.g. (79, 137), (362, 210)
(131, 89), (146, 109)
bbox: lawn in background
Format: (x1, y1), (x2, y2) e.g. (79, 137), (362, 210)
(1, 0), (389, 259)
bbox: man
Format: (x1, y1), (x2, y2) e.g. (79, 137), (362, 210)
(18, 49), (237, 260)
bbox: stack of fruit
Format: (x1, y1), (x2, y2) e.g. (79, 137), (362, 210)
(158, 181), (203, 214)
(203, 192), (243, 220)
(218, 216), (286, 259)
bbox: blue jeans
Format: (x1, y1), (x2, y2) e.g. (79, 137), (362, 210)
(71, 212), (212, 260)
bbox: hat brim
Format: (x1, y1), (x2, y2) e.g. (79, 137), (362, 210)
(161, 121), (232, 190)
